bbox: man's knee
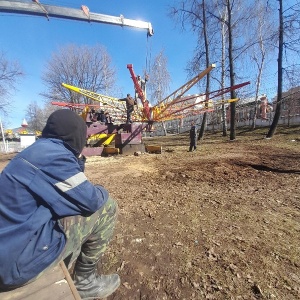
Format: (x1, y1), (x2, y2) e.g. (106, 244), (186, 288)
(102, 197), (118, 216)
(94, 197), (118, 230)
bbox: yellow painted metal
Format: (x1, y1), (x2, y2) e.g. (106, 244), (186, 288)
(62, 83), (124, 108)
(215, 98), (239, 105)
(61, 67), (247, 124)
(81, 105), (89, 121)
(103, 134), (116, 145)
(156, 64), (216, 108)
(61, 65), (216, 124)
(62, 83), (127, 122)
(87, 133), (116, 146)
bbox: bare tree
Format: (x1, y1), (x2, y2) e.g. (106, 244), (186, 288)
(169, 0), (217, 141)
(26, 101), (57, 131)
(195, 0), (213, 142)
(147, 49), (171, 104)
(267, 0), (284, 138)
(218, 0), (245, 141)
(0, 51), (24, 114)
(267, 0), (300, 138)
(225, 0), (238, 140)
(26, 101), (45, 131)
(170, 0), (258, 140)
(248, 1), (274, 130)
(41, 44), (117, 104)
(219, 7), (228, 137)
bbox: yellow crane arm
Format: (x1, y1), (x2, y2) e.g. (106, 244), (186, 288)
(62, 83), (126, 111)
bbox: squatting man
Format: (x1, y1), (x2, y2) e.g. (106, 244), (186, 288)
(0, 109), (120, 299)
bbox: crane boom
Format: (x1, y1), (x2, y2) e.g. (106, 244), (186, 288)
(0, 0), (154, 36)
(61, 83), (123, 108)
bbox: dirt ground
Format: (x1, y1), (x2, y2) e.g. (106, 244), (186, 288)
(0, 126), (299, 300)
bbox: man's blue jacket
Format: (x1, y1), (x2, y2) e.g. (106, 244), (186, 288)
(0, 138), (108, 288)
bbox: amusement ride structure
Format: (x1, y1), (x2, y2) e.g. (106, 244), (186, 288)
(1, 0), (250, 156)
(59, 64), (250, 123)
(55, 64), (250, 156)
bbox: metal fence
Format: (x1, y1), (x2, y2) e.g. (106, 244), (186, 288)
(0, 141), (23, 154)
(151, 115), (300, 137)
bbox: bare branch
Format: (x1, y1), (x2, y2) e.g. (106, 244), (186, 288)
(41, 44), (117, 105)
(0, 51), (24, 115)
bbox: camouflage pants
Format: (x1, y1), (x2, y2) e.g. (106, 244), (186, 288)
(3, 197), (117, 290)
(39, 197), (118, 278)
(60, 196), (118, 268)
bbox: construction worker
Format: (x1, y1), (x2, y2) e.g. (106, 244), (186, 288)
(105, 111), (114, 124)
(0, 109), (120, 299)
(143, 100), (152, 120)
(135, 74), (148, 101)
(97, 110), (106, 123)
(118, 93), (136, 123)
(89, 108), (98, 122)
(188, 121), (197, 152)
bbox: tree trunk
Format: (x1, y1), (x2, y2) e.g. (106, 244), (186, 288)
(221, 10), (227, 137)
(266, 0), (283, 138)
(221, 104), (227, 136)
(252, 65), (264, 131)
(198, 0), (211, 142)
(162, 121), (167, 136)
(198, 112), (207, 141)
(251, 6), (266, 131)
(227, 0), (237, 141)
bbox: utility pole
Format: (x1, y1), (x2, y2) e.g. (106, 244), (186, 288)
(0, 0), (154, 36)
(0, 117), (8, 153)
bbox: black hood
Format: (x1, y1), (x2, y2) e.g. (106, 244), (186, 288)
(42, 109), (87, 155)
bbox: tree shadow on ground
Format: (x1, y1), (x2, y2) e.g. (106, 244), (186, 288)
(249, 164), (300, 174)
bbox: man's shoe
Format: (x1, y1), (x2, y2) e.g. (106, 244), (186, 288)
(73, 261), (120, 299)
(75, 273), (120, 299)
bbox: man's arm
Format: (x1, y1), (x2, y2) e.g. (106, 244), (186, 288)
(27, 154), (109, 217)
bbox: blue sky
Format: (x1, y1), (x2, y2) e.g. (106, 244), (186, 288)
(1, 0), (289, 129)
(0, 0), (199, 128)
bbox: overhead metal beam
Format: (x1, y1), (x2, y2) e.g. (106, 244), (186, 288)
(0, 0), (154, 36)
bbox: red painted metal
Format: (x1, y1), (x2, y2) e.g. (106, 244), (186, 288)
(82, 147), (104, 156)
(127, 64), (145, 105)
(153, 81), (251, 121)
(51, 101), (99, 109)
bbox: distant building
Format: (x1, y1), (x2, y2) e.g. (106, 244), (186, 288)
(274, 87), (300, 119)
(226, 94), (273, 123)
(5, 118), (38, 139)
